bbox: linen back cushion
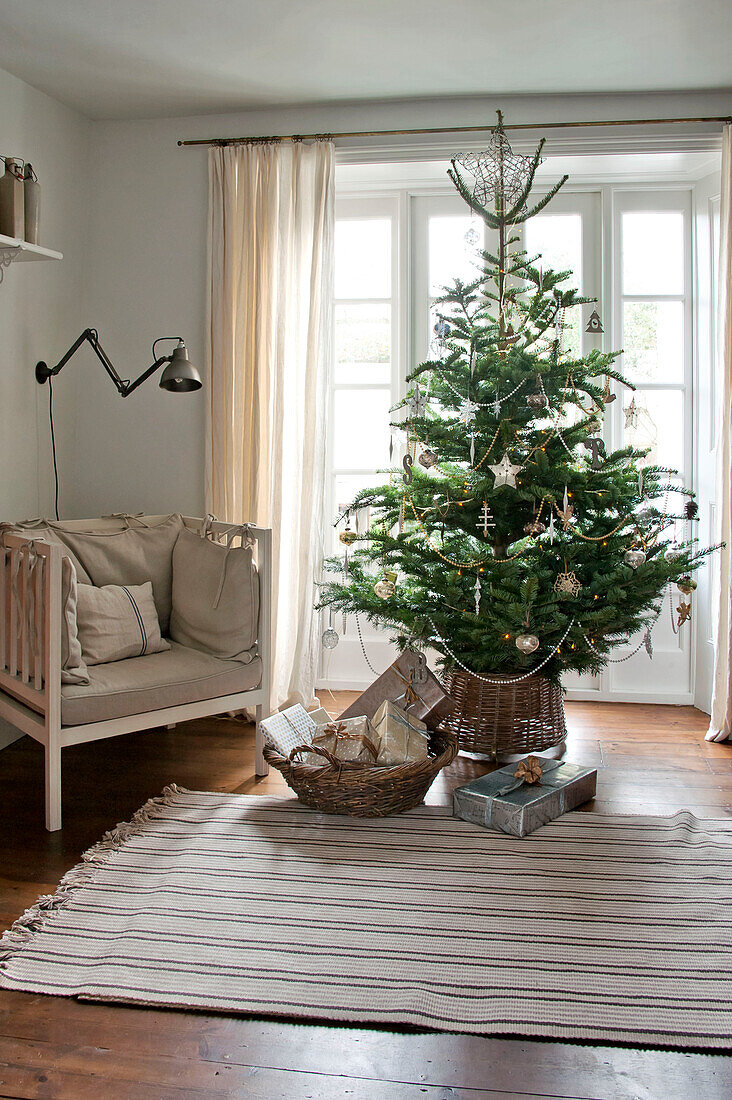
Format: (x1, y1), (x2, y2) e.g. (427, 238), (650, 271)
(53, 514), (184, 634)
(76, 581), (170, 666)
(170, 528), (259, 663)
(1, 522), (92, 584)
(60, 557), (90, 684)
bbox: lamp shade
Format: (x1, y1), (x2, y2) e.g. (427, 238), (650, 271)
(159, 342), (202, 392)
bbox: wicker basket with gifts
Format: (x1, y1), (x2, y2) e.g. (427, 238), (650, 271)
(260, 697), (457, 817)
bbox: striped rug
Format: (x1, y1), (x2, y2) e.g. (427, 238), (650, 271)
(1, 787), (731, 1048)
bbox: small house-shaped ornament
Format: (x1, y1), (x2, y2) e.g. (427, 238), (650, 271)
(585, 310), (604, 334)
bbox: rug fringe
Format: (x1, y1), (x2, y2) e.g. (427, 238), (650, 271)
(0, 783), (187, 966)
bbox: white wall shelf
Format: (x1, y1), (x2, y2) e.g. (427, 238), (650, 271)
(0, 233), (63, 263)
(0, 234), (62, 283)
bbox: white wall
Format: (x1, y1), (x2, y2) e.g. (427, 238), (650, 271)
(0, 65), (90, 519)
(76, 90), (732, 520)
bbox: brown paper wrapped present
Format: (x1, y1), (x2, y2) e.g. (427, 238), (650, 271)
(339, 650), (455, 729)
(309, 717), (380, 765)
(373, 701), (429, 766)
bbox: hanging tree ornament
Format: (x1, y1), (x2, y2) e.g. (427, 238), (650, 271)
(547, 511), (556, 544)
(474, 575), (481, 615)
(433, 319), (451, 340)
(464, 221), (481, 247)
(527, 386), (549, 410)
(409, 385), (428, 419)
(374, 570), (397, 600)
(322, 607), (339, 650)
(339, 514), (358, 546)
(583, 437), (606, 470)
(457, 397), (479, 426)
(643, 629), (654, 659)
(524, 517), (546, 536)
(638, 468), (644, 496)
(677, 575), (698, 595)
(556, 499), (575, 531)
(402, 453), (414, 484)
(684, 500), (699, 520)
(601, 376), (616, 405)
(585, 310), (604, 335)
(624, 548), (647, 569)
(554, 569), (582, 598)
(469, 433), (475, 465)
(418, 447), (437, 469)
(676, 599), (692, 627)
(515, 633), (540, 654)
(624, 396), (639, 429)
(476, 502), (495, 537)
(488, 453), (521, 489)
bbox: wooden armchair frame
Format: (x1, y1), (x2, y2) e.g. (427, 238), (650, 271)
(0, 515), (272, 831)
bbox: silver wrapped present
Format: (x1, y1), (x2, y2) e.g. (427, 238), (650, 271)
(373, 700), (429, 766)
(453, 758), (597, 837)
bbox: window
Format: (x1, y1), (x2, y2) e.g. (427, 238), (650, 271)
(616, 197), (691, 478)
(330, 199), (398, 555)
(326, 180), (695, 703)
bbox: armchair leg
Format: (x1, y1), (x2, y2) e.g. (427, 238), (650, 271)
(255, 704), (269, 777)
(45, 735), (62, 832)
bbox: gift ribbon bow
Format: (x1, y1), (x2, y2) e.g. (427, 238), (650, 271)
(393, 666), (423, 710)
(495, 756), (561, 796)
(313, 722), (379, 762)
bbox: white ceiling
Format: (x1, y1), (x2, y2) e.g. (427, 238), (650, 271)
(0, 0), (730, 121)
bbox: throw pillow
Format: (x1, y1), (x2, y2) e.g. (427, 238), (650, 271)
(170, 527), (259, 663)
(76, 581), (170, 666)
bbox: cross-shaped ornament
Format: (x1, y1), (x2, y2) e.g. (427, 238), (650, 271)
(476, 502), (495, 537)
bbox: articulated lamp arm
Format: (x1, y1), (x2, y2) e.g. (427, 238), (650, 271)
(35, 329), (201, 396)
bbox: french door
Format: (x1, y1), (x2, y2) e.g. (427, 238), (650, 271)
(323, 185), (697, 704)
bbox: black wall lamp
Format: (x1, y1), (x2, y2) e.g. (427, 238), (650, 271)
(35, 329), (202, 396)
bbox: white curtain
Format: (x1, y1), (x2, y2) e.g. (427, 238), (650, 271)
(707, 125), (732, 743)
(206, 140), (334, 710)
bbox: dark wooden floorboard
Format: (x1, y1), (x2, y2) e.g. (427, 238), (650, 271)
(0, 698), (731, 1098)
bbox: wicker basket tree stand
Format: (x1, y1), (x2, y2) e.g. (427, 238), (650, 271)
(438, 668), (567, 762)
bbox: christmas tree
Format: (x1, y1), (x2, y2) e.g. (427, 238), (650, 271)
(320, 114), (711, 682)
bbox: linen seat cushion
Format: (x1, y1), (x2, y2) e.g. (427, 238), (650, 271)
(51, 514), (184, 633)
(61, 642), (262, 726)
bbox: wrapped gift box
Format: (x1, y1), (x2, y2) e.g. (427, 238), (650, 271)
(340, 650), (455, 729)
(260, 704), (316, 758)
(373, 700), (429, 766)
(309, 716), (379, 765)
(453, 760), (597, 837)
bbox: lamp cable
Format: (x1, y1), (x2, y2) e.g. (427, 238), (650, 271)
(48, 376), (60, 520)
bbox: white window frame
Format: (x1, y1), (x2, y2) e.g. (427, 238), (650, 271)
(322, 180), (700, 702)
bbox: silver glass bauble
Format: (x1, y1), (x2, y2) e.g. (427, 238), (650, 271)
(515, 633), (540, 654)
(374, 579), (395, 599)
(321, 628), (339, 650)
(527, 392), (549, 410)
(677, 575), (698, 595)
(624, 549), (646, 569)
(418, 448), (438, 468)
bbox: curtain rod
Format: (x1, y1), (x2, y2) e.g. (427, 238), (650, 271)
(177, 115), (731, 148)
